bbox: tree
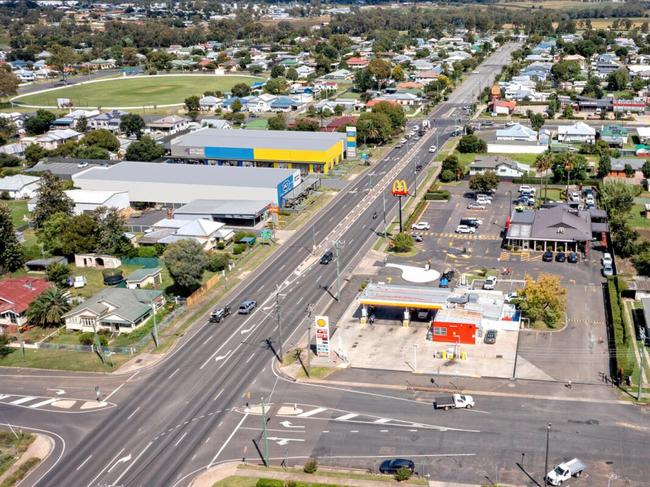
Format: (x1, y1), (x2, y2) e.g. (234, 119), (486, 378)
(32, 172), (74, 229)
(518, 274), (566, 329)
(286, 67), (298, 81)
(551, 60), (581, 82)
(607, 69), (629, 91)
(367, 58), (391, 89)
(469, 171), (499, 194)
(231, 83), (251, 98)
(562, 105), (574, 119)
(624, 163), (635, 178)
(0, 70), (19, 98)
(372, 101), (405, 131)
(292, 118), (320, 132)
(600, 180), (640, 217)
(268, 113), (287, 131)
(61, 214), (99, 256)
(46, 262), (70, 287)
(93, 207), (132, 256)
(457, 134), (487, 153)
(72, 145), (109, 160)
(0, 203), (23, 272)
(146, 50), (173, 71)
(643, 160), (650, 179)
(355, 112), (392, 144)
(534, 152), (554, 201)
(390, 232), (413, 253)
(24, 144), (47, 165)
(119, 113), (146, 139)
(25, 110), (56, 135)
(163, 239), (208, 290)
(26, 287), (71, 327)
(230, 99), (243, 113)
(527, 111), (545, 131)
(264, 78), (288, 95)
(440, 154), (464, 181)
(82, 129), (120, 152)
(633, 248), (650, 276)
(48, 44), (78, 80)
(354, 68), (374, 92)
(184, 95), (200, 113)
(598, 154), (612, 178)
(270, 64), (286, 78)
(0, 153), (21, 168)
(610, 216), (639, 258)
(125, 136), (164, 162)
(76, 116), (88, 133)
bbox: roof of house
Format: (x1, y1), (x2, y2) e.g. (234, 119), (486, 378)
(470, 155), (524, 172)
(496, 123), (536, 138)
(147, 115), (189, 128)
(611, 158), (646, 171)
(0, 174), (40, 191)
(65, 189), (127, 205)
(0, 277), (50, 315)
(508, 205), (593, 241)
(600, 125), (629, 138)
(125, 267), (162, 283)
(174, 199), (269, 217)
(62, 288), (163, 324)
(558, 122), (596, 136)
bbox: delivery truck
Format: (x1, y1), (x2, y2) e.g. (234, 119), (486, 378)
(545, 458), (586, 485)
(433, 394), (475, 410)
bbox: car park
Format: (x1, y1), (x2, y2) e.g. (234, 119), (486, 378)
(455, 225), (476, 234)
(467, 202), (487, 210)
(320, 250), (334, 264)
(568, 252), (578, 263)
(238, 300), (257, 314)
(209, 306), (231, 323)
(379, 458), (415, 475)
(543, 251), (553, 262)
(411, 221), (430, 230)
(555, 252), (566, 262)
(483, 276), (497, 290)
(484, 329), (497, 344)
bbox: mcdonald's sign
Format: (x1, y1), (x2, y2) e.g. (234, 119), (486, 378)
(391, 179), (409, 196)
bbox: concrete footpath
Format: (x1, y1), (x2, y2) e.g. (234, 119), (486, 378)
(191, 462), (522, 487)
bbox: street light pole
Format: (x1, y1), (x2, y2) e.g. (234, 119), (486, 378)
(544, 422), (552, 486)
(638, 330), (646, 401)
(261, 396), (269, 467)
(306, 304), (314, 377)
(333, 240), (345, 301)
(413, 159), (418, 197)
(275, 285), (284, 361)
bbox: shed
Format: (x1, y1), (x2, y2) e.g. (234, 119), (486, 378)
(125, 267), (162, 289)
(431, 308), (480, 344)
(75, 254), (122, 269)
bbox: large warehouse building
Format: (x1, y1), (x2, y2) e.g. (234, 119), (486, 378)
(170, 128), (347, 174)
(73, 161), (302, 207)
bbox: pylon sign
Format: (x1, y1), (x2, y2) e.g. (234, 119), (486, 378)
(315, 315), (330, 356)
(392, 179), (409, 196)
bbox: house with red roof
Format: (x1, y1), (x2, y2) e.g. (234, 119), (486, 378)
(346, 57), (369, 69)
(0, 277), (50, 333)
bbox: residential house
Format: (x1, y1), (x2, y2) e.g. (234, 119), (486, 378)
(270, 96), (304, 112)
(52, 109), (100, 129)
(0, 277), (50, 333)
(496, 123), (537, 142)
(88, 110), (128, 133)
(201, 119), (232, 130)
(295, 65), (315, 78)
(381, 93), (422, 107)
(608, 158), (647, 182)
(138, 218), (234, 250)
(346, 57), (369, 69)
(28, 129), (82, 150)
(320, 69), (352, 80)
(413, 69), (441, 85)
(63, 288), (164, 334)
(557, 122), (596, 144)
(64, 189), (129, 215)
(0, 175), (40, 199)
(490, 99), (517, 115)
(613, 99), (646, 114)
(637, 126), (650, 144)
(125, 268), (163, 290)
(147, 115), (190, 135)
(594, 54), (620, 78)
(599, 125), (629, 147)
(315, 98), (361, 113)
(469, 155), (528, 178)
(199, 96), (223, 111)
(628, 65), (650, 80)
(412, 59), (434, 71)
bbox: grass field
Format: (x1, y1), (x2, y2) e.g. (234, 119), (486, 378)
(627, 203), (650, 229)
(3, 200), (29, 227)
(13, 75), (262, 108)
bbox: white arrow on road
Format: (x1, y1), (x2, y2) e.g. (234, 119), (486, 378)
(47, 388), (65, 396)
(108, 454), (132, 472)
(214, 350), (232, 362)
(267, 437), (305, 446)
(279, 421), (305, 429)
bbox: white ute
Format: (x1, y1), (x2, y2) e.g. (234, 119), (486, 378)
(546, 458), (586, 486)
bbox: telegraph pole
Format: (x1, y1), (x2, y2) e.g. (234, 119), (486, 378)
(639, 330), (646, 401)
(544, 423), (552, 486)
(151, 300), (159, 348)
(382, 191), (387, 236)
(306, 304), (314, 377)
(261, 397), (269, 467)
(413, 159), (418, 197)
(275, 285), (284, 361)
(333, 240), (345, 301)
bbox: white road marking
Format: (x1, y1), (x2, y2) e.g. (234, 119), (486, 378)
(10, 396), (35, 405)
(336, 413), (358, 421)
(88, 447), (124, 485)
(380, 430), (389, 433)
(29, 398), (57, 408)
(374, 418), (391, 424)
(126, 407), (140, 420)
(175, 432), (188, 446)
(209, 413), (249, 467)
(112, 441), (152, 485)
(47, 388), (66, 396)
(349, 430), (359, 433)
(169, 368), (180, 379)
(104, 382), (126, 401)
(245, 352), (255, 364)
(267, 436), (306, 446)
(76, 454), (93, 471)
(279, 421), (304, 429)
(213, 389), (224, 402)
(297, 407), (327, 418)
(108, 453), (132, 473)
(0, 394), (9, 400)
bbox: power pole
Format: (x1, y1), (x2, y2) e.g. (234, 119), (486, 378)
(639, 329), (646, 401)
(333, 240), (345, 301)
(151, 301), (159, 348)
(413, 159), (418, 197)
(275, 285), (284, 361)
(382, 191), (387, 236)
(544, 423), (552, 486)
(306, 304), (314, 377)
(261, 397), (269, 467)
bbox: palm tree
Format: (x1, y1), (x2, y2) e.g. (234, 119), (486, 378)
(534, 152), (554, 203)
(563, 153), (576, 202)
(27, 287), (71, 327)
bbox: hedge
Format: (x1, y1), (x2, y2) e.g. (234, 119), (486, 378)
(512, 176), (601, 186)
(424, 190), (450, 200)
(254, 480), (341, 487)
(607, 277), (635, 377)
(405, 200), (428, 229)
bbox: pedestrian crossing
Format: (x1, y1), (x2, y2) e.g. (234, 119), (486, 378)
(417, 231), (501, 241)
(0, 393), (111, 412)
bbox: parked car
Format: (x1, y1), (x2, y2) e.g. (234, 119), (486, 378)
(209, 306), (231, 323)
(570, 191), (580, 202)
(455, 224), (476, 234)
(555, 252), (566, 263)
(413, 234), (423, 242)
(320, 250), (334, 264)
(484, 329), (497, 344)
(411, 222), (430, 230)
(602, 252), (613, 267)
(518, 185), (536, 194)
(476, 196), (492, 205)
(602, 264), (614, 277)
(483, 276), (497, 290)
(379, 458), (415, 475)
(545, 458), (586, 486)
(460, 218), (482, 227)
(542, 251), (553, 262)
(428, 145), (437, 153)
(238, 300), (257, 314)
(434, 394), (475, 410)
(568, 252), (578, 264)
(467, 202), (487, 210)
(505, 291), (518, 303)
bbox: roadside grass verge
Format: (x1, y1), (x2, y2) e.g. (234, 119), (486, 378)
(0, 457), (40, 487)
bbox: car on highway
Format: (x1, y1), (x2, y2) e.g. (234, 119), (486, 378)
(455, 224), (476, 234)
(411, 221), (430, 230)
(555, 252), (566, 263)
(542, 251), (554, 262)
(505, 121), (515, 127)
(484, 329), (497, 344)
(483, 276), (497, 290)
(77, 161), (89, 168)
(209, 306), (231, 323)
(467, 202), (487, 210)
(568, 252), (579, 264)
(320, 250), (334, 264)
(428, 145), (437, 153)
(379, 458), (415, 475)
(238, 300), (257, 314)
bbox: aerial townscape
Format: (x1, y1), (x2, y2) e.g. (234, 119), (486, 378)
(0, 0), (650, 486)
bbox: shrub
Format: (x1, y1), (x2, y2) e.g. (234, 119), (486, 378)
(0, 191), (9, 200)
(137, 246), (158, 258)
(303, 458), (318, 473)
(424, 190), (450, 200)
(207, 253), (230, 272)
(232, 243), (246, 255)
(390, 232), (414, 253)
(395, 466), (412, 481)
(216, 241), (226, 250)
(255, 480), (283, 487)
(79, 333), (108, 346)
(440, 169), (455, 182)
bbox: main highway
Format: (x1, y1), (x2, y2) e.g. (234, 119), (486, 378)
(1, 44), (524, 486)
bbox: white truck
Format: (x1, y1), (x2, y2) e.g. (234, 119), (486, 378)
(546, 458), (586, 485)
(433, 394), (475, 410)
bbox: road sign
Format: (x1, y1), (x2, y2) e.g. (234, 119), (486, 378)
(260, 229), (273, 243)
(361, 152), (369, 161)
(315, 315), (330, 357)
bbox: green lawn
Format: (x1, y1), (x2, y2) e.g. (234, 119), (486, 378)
(13, 75), (262, 108)
(0, 348), (129, 371)
(0, 430), (34, 477)
(4, 200), (29, 227)
(627, 203), (650, 229)
(494, 152), (539, 166)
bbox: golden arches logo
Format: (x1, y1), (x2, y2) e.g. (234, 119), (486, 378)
(391, 179), (409, 196)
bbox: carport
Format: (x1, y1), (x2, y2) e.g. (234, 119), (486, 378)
(358, 283), (451, 327)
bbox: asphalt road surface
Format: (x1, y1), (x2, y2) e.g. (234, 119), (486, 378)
(9, 45), (625, 487)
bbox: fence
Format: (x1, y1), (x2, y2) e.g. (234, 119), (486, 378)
(122, 257), (161, 268)
(186, 274), (221, 308)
